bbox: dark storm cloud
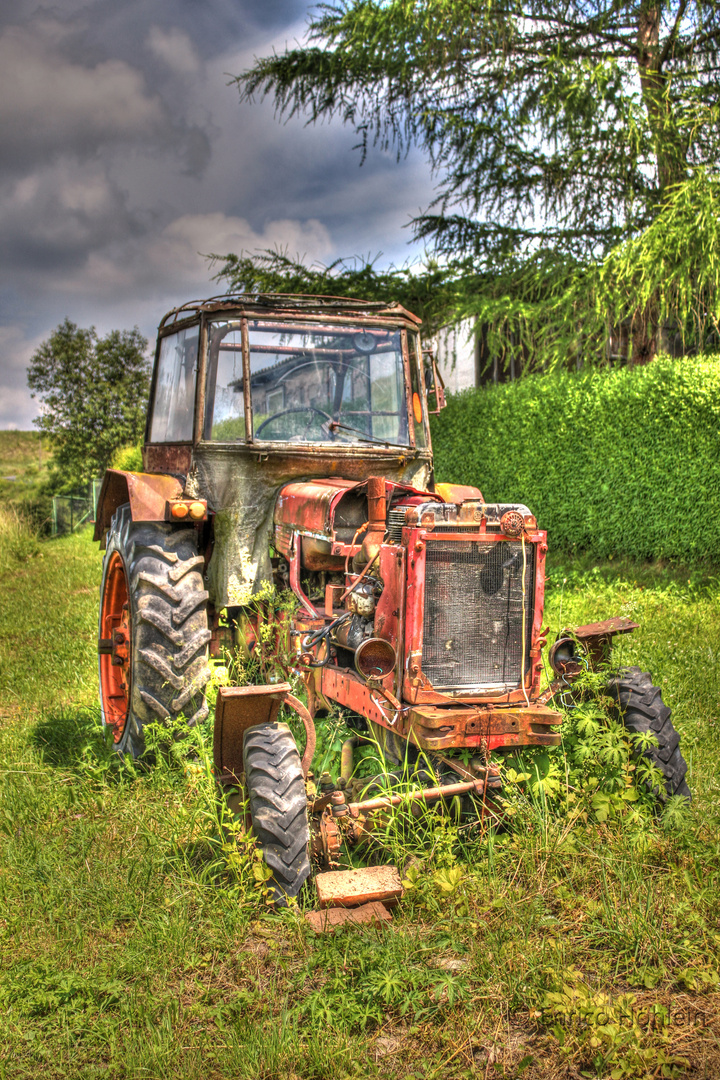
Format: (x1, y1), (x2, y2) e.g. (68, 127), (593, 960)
(0, 163), (141, 272)
(0, 0), (308, 180)
(0, 18), (210, 176)
(0, 0), (306, 46)
(0, 0), (436, 429)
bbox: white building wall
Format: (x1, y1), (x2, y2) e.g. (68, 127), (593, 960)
(432, 319), (477, 393)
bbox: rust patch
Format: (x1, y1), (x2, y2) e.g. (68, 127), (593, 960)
(213, 683), (291, 782)
(143, 443), (192, 476)
(213, 684), (316, 782)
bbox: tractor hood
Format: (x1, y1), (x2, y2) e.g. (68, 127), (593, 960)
(273, 476), (435, 559)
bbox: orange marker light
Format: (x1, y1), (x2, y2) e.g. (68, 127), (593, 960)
(412, 392), (423, 424)
(189, 501), (205, 519)
(171, 502), (189, 519)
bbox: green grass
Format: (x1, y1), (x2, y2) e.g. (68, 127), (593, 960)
(0, 430), (51, 504)
(1, 531), (719, 1078)
(0, 523), (99, 709)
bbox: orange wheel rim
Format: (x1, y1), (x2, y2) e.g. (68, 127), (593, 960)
(99, 552), (131, 742)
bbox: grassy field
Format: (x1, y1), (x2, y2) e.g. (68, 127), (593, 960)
(1, 523), (719, 1079)
(0, 431), (51, 505)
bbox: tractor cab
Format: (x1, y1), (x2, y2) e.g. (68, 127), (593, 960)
(136, 294), (442, 610)
(147, 294), (439, 454)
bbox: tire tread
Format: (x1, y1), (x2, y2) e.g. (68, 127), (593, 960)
(243, 722), (311, 905)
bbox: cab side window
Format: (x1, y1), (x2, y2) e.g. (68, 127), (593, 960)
(149, 327), (199, 442)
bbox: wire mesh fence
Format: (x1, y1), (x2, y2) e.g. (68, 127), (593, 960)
(51, 479), (103, 537)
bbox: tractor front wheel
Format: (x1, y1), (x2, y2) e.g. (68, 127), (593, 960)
(243, 721), (311, 906)
(98, 504), (211, 756)
(607, 667), (691, 802)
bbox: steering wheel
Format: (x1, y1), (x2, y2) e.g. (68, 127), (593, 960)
(255, 406), (333, 440)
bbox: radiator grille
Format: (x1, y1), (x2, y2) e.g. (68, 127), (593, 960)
(421, 539), (535, 692)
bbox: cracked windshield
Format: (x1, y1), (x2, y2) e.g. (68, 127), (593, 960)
(206, 320), (410, 445)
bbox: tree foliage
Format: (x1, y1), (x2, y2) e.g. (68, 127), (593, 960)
(27, 319), (150, 488)
(220, 1), (720, 365)
(210, 250), (465, 336)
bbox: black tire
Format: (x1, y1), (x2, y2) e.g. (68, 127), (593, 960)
(606, 666), (691, 802)
(99, 504), (211, 756)
(367, 719), (419, 769)
(243, 721), (311, 906)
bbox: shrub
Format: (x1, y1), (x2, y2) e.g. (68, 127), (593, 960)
(431, 355), (720, 561)
(110, 443), (143, 472)
(10, 494), (53, 537)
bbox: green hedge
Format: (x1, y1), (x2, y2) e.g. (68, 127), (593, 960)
(430, 355), (720, 561)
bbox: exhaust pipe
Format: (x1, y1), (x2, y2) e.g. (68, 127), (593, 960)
(353, 476), (386, 572)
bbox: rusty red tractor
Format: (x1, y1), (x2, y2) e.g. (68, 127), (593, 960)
(95, 295), (690, 902)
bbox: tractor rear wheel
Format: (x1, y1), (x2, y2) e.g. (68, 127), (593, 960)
(243, 721), (311, 906)
(606, 667), (691, 802)
(98, 504), (211, 756)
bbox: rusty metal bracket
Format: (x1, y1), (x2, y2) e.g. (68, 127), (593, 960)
(549, 615), (640, 676)
(573, 616), (640, 639)
(432, 752), (502, 788)
(318, 807), (343, 869)
(94, 469), (184, 544)
(285, 693), (316, 776)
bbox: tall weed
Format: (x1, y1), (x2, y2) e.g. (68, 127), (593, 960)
(0, 503), (41, 571)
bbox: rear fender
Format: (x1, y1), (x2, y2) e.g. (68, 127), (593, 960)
(94, 469), (183, 546)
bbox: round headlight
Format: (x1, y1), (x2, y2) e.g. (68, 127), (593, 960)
(549, 637), (581, 676)
(355, 637), (396, 681)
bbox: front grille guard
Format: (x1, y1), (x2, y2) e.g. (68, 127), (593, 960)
(422, 538), (535, 693)
(402, 528), (546, 704)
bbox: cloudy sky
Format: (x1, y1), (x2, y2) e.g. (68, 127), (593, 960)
(0, 0), (435, 429)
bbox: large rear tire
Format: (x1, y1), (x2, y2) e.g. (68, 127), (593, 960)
(243, 721), (311, 906)
(606, 667), (691, 802)
(98, 504), (211, 756)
